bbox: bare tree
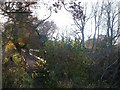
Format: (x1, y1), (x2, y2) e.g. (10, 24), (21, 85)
(89, 0), (120, 50)
(91, 1), (104, 50)
(102, 0), (120, 46)
(52, 0), (93, 49)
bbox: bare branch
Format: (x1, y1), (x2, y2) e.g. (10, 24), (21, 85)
(101, 59), (118, 80)
(74, 18), (81, 30)
(34, 9), (52, 29)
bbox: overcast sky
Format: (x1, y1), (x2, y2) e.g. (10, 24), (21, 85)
(45, 0), (119, 40)
(33, 0), (102, 40)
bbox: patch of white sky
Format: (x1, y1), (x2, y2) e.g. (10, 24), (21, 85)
(46, 0), (119, 40)
(34, 0), (104, 40)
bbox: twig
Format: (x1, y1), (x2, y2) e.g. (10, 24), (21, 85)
(100, 59), (118, 80)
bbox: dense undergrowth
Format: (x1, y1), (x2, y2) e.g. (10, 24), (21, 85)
(2, 38), (120, 88)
